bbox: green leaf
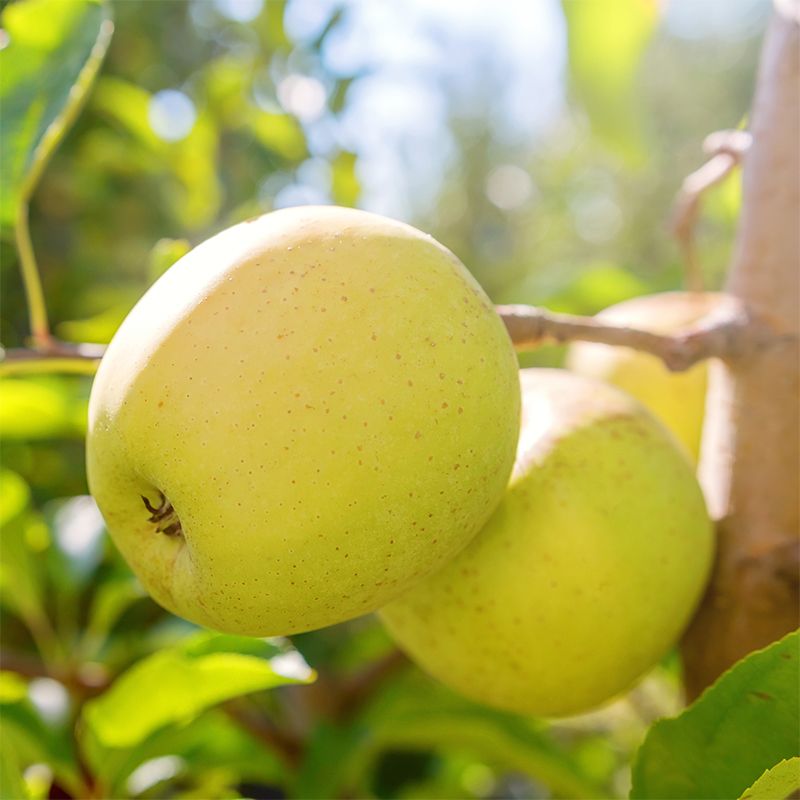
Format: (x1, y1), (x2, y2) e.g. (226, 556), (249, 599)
(0, 671), (29, 704)
(90, 709), (286, 798)
(0, 0), (113, 228)
(331, 151), (360, 207)
(248, 111), (307, 161)
(0, 378), (88, 439)
(0, 474), (49, 626)
(294, 673), (607, 800)
(631, 630), (799, 799)
(90, 76), (220, 228)
(0, 468), (30, 528)
(0, 738), (29, 800)
(0, 690), (81, 796)
(147, 238), (192, 282)
(739, 758), (800, 800)
(561, 0), (658, 164)
(543, 262), (649, 315)
(83, 632), (315, 748)
(81, 574), (146, 655)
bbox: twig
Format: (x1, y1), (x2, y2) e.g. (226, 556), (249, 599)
(496, 298), (777, 371)
(0, 648), (110, 697)
(222, 698), (304, 769)
(670, 130), (752, 292)
(0, 341), (106, 377)
(15, 201), (52, 347)
(334, 648), (409, 719)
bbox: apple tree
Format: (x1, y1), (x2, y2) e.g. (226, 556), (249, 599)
(0, 1), (797, 798)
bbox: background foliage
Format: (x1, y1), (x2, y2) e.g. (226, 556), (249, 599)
(1, 1), (795, 799)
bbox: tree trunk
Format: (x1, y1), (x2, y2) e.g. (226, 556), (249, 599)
(683, 0), (800, 698)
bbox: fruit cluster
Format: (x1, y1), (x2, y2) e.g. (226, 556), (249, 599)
(88, 207), (714, 717)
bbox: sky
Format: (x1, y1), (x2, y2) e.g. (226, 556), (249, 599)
(186, 0), (769, 220)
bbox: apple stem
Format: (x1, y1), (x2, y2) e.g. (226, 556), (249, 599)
(142, 492), (183, 537)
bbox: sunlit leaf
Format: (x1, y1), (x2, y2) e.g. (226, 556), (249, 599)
(0, 739), (29, 800)
(0, 378), (88, 439)
(295, 672), (607, 800)
(83, 632), (315, 748)
(0, 0), (113, 228)
(57, 303), (133, 345)
(248, 111), (307, 161)
(543, 262), (648, 315)
(739, 758), (800, 800)
(86, 708), (287, 799)
(0, 471), (48, 625)
(0, 689), (81, 796)
(90, 76), (220, 228)
(0, 468), (30, 527)
(331, 150), (360, 207)
(631, 631), (799, 799)
(147, 238), (191, 282)
(0, 671), (29, 703)
(561, 0), (659, 164)
(82, 573), (146, 655)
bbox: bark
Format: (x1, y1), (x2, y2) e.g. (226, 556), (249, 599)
(683, 1), (800, 697)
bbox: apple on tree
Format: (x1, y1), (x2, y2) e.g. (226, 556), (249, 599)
(87, 206), (521, 636)
(380, 368), (714, 717)
(567, 291), (726, 463)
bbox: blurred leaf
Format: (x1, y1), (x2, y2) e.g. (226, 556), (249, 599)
(561, 0), (659, 163)
(0, 688), (81, 796)
(331, 150), (361, 206)
(0, 671), (29, 703)
(0, 471), (47, 626)
(0, 378), (88, 439)
(705, 167), (743, 225)
(543, 263), (649, 315)
(57, 303), (133, 345)
(261, 0), (290, 51)
(88, 708), (286, 798)
(0, 0), (113, 228)
(631, 631), (799, 799)
(147, 237), (191, 282)
(248, 111), (307, 161)
(91, 76), (220, 228)
(82, 573), (146, 656)
(0, 467), (30, 527)
(295, 673), (607, 799)
(0, 739), (29, 800)
(83, 632), (315, 748)
(739, 758), (800, 800)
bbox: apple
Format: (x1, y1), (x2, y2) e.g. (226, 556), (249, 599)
(87, 206), (520, 636)
(566, 292), (725, 463)
(379, 368), (713, 717)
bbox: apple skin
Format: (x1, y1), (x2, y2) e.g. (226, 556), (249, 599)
(567, 292), (725, 463)
(380, 368), (713, 718)
(87, 206), (520, 636)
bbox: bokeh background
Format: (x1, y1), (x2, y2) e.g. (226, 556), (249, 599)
(0, 1), (768, 798)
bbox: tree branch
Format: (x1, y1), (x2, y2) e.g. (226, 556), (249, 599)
(671, 130), (751, 292)
(0, 341), (105, 377)
(496, 298), (780, 371)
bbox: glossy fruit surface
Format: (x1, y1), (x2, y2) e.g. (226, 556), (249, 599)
(380, 368), (713, 717)
(87, 206), (520, 636)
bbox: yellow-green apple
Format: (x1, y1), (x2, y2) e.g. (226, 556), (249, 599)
(380, 368), (713, 717)
(567, 292), (724, 462)
(87, 206), (520, 636)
